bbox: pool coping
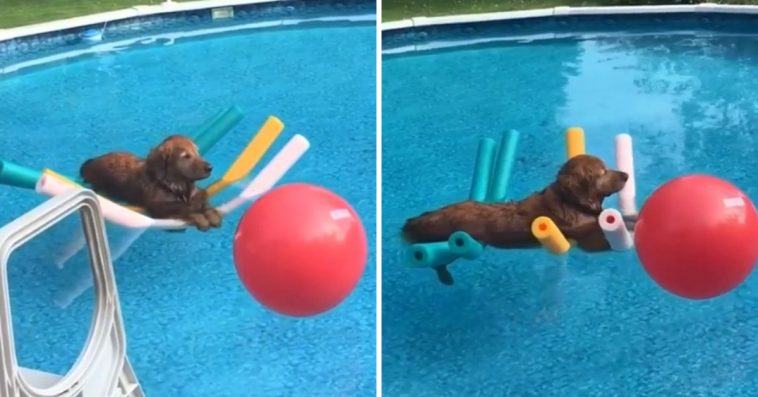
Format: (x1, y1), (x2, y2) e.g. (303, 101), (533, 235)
(0, 0), (292, 42)
(381, 3), (758, 31)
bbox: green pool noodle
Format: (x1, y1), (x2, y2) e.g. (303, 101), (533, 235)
(0, 159), (41, 190)
(407, 241), (460, 268)
(447, 231), (484, 260)
(487, 129), (520, 202)
(469, 138), (496, 202)
(193, 106), (244, 154)
(191, 108), (225, 137)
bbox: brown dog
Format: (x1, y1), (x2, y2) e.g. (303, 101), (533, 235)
(403, 155), (629, 284)
(80, 135), (222, 230)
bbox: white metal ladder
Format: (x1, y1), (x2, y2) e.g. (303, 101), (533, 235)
(0, 189), (143, 396)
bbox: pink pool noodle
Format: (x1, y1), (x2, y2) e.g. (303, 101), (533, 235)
(598, 208), (633, 251)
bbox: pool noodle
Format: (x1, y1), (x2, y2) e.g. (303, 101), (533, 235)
(410, 130), (521, 266)
(191, 108), (226, 140)
(206, 116), (284, 197)
(193, 106), (244, 154)
(215, 134), (309, 214)
(598, 208), (633, 251)
(0, 159), (41, 190)
(0, 108), (243, 193)
(469, 138), (496, 202)
(615, 133), (637, 216)
(487, 129), (519, 202)
(37, 134), (309, 230)
(531, 216), (571, 255)
(408, 242), (460, 268)
(566, 127), (585, 159)
(447, 231), (484, 260)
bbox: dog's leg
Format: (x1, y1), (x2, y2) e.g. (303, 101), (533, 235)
(204, 208), (222, 228)
(435, 265), (454, 285)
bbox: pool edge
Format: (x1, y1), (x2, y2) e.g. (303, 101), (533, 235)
(0, 0), (371, 42)
(381, 4), (758, 32)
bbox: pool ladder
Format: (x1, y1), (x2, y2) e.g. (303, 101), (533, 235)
(0, 189), (143, 396)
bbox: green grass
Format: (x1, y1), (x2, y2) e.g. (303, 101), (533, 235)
(5, 0), (758, 28)
(383, 0), (758, 21)
(0, 0), (170, 29)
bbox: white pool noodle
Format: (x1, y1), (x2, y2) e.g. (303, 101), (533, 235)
(216, 134), (310, 214)
(36, 175), (157, 229)
(54, 267), (93, 309)
(55, 227), (145, 308)
(37, 134), (310, 230)
(55, 230), (86, 269)
(598, 208), (633, 251)
(615, 134), (637, 216)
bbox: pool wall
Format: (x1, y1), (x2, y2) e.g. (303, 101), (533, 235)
(382, 4), (758, 54)
(0, 0), (374, 72)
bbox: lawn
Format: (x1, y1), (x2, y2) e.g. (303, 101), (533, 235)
(0, 0), (170, 29)
(383, 0), (758, 21)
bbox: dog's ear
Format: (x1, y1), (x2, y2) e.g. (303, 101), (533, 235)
(146, 146), (169, 180)
(557, 173), (602, 214)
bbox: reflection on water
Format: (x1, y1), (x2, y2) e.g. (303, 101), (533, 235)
(8, 214), (94, 377)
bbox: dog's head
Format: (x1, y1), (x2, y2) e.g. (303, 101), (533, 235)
(554, 154), (628, 214)
(146, 135), (213, 183)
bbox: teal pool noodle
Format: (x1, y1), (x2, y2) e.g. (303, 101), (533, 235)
(407, 241), (460, 268)
(0, 160), (41, 190)
(193, 106), (244, 154)
(469, 138), (496, 202)
(190, 108), (225, 137)
(447, 231), (484, 259)
(488, 129), (520, 202)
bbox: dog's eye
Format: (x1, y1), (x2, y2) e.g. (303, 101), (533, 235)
(181, 152), (191, 159)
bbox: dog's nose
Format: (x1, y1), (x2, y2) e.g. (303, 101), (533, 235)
(619, 171), (629, 181)
(204, 163), (213, 173)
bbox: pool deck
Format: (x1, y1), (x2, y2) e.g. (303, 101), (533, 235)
(382, 3), (758, 31)
(0, 0), (284, 42)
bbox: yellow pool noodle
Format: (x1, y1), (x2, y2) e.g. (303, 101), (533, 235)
(531, 216), (571, 255)
(42, 168), (80, 187)
(565, 127), (586, 159)
(206, 116), (284, 197)
(43, 169), (146, 213)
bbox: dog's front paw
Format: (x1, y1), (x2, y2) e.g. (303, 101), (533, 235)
(205, 208), (222, 228)
(188, 213), (211, 231)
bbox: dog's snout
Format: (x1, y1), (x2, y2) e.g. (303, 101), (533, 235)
(618, 171), (629, 181)
(204, 162), (213, 173)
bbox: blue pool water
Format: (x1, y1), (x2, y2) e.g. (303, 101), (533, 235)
(383, 15), (758, 397)
(0, 5), (375, 396)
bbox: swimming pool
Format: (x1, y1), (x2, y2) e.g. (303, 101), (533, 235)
(382, 13), (758, 396)
(0, 2), (375, 396)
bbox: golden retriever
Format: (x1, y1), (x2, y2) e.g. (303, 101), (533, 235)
(80, 135), (221, 230)
(403, 154), (629, 284)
